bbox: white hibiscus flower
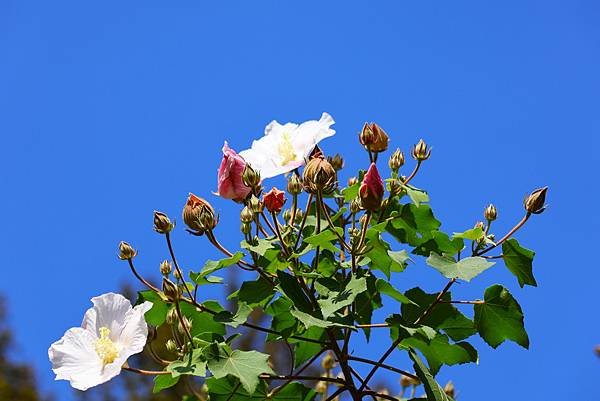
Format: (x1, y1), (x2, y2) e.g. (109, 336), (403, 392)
(48, 293), (152, 391)
(239, 112), (335, 179)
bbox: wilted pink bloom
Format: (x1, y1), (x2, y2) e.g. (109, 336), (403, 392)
(217, 142), (252, 202)
(360, 163), (384, 211)
(263, 187), (286, 213)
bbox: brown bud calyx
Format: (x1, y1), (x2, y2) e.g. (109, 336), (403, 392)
(159, 260), (172, 276)
(162, 278), (180, 301)
(242, 164), (261, 189)
(287, 173), (303, 195)
(182, 193), (217, 234)
(302, 157), (337, 194)
(240, 206), (254, 223)
(524, 186), (548, 214)
(411, 139), (432, 161)
(359, 122), (389, 153)
(153, 210), (174, 234)
(389, 148), (405, 171)
(118, 241), (136, 260)
(327, 154), (344, 171)
(484, 204), (497, 221)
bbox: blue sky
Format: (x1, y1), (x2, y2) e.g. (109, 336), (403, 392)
(1, 1), (599, 400)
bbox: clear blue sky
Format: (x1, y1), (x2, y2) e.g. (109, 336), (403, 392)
(1, 1), (599, 400)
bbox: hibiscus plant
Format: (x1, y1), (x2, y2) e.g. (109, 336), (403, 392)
(49, 113), (548, 400)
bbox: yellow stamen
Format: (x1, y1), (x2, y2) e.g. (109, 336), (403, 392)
(95, 327), (119, 366)
(277, 132), (297, 166)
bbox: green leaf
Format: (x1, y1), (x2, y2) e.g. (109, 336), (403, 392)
(342, 182), (360, 202)
(206, 376), (317, 401)
(192, 252), (245, 282)
(207, 349), (274, 393)
(412, 231), (464, 257)
(277, 270), (313, 313)
(408, 349), (452, 401)
(241, 238), (275, 256)
(167, 348), (207, 377)
(452, 227), (485, 241)
(402, 288), (476, 341)
(235, 277), (275, 307)
(401, 334), (478, 375)
(290, 309), (353, 330)
(405, 185), (429, 206)
(354, 273), (382, 341)
(152, 373), (179, 393)
(316, 250), (338, 277)
(426, 254), (494, 282)
(213, 303), (253, 328)
(317, 274), (367, 318)
(364, 230), (406, 279)
(293, 327), (325, 367)
(179, 300), (226, 338)
(502, 239), (537, 287)
(265, 298), (297, 340)
(137, 290), (169, 326)
(303, 229), (343, 254)
(474, 284), (529, 349)
(375, 279), (414, 305)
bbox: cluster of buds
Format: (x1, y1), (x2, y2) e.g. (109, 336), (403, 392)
(411, 139), (431, 161)
(182, 193), (217, 234)
(359, 122), (389, 153)
(303, 156), (337, 194)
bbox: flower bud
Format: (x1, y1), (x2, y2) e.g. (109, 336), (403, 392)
(411, 139), (431, 161)
(524, 186), (548, 214)
(173, 268), (183, 282)
(242, 164), (261, 189)
(118, 241), (136, 260)
(350, 198), (361, 214)
(443, 381), (455, 397)
(166, 308), (179, 325)
(241, 222), (252, 235)
(359, 163), (385, 211)
(321, 352), (337, 370)
(400, 375), (412, 388)
(388, 148), (405, 171)
(347, 176), (358, 186)
(162, 278), (180, 301)
(389, 179), (403, 197)
(315, 380), (327, 394)
(263, 187), (286, 214)
(153, 211), (174, 234)
(182, 193), (217, 234)
(159, 260), (172, 276)
(165, 339), (179, 354)
(248, 195), (264, 214)
(282, 209), (292, 223)
(287, 174), (303, 195)
(303, 157), (337, 194)
(359, 122), (389, 153)
(177, 316), (192, 335)
(327, 154), (344, 171)
(484, 204), (497, 221)
(474, 221), (485, 232)
(240, 206), (254, 223)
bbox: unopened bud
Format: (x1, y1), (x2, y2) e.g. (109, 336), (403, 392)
(411, 139), (431, 161)
(347, 176), (358, 186)
(287, 174), (303, 195)
(263, 187), (286, 213)
(359, 163), (385, 211)
(173, 268), (183, 282)
(389, 179), (403, 197)
(118, 241), (136, 260)
(303, 157), (337, 194)
(162, 278), (180, 301)
(241, 222), (252, 235)
(282, 209), (292, 223)
(524, 186), (548, 214)
(389, 148), (405, 171)
(484, 204), (497, 221)
(165, 339), (179, 354)
(350, 198), (361, 214)
(248, 195), (264, 214)
(153, 211), (174, 234)
(177, 316), (192, 335)
(321, 352), (337, 370)
(182, 193), (217, 234)
(359, 122), (389, 153)
(443, 381), (455, 397)
(240, 206), (254, 223)
(400, 375), (412, 388)
(474, 221), (485, 231)
(159, 260), (172, 276)
(166, 308), (178, 325)
(315, 380), (328, 394)
(327, 154), (344, 171)
(242, 164), (261, 189)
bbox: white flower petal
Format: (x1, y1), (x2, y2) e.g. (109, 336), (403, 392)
(48, 327), (105, 391)
(82, 293), (132, 340)
(118, 301), (152, 356)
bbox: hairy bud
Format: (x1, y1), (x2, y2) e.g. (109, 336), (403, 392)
(263, 187), (286, 213)
(303, 157), (337, 194)
(118, 241), (136, 260)
(327, 154), (344, 171)
(524, 186), (548, 214)
(287, 174), (303, 195)
(411, 139), (432, 161)
(359, 122), (389, 153)
(240, 206), (254, 223)
(182, 193), (217, 234)
(388, 148), (405, 171)
(242, 164), (261, 189)
(153, 211), (174, 234)
(321, 352), (337, 370)
(248, 195), (264, 214)
(484, 204), (497, 221)
(162, 278), (180, 301)
(159, 260), (172, 276)
(359, 163), (385, 211)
